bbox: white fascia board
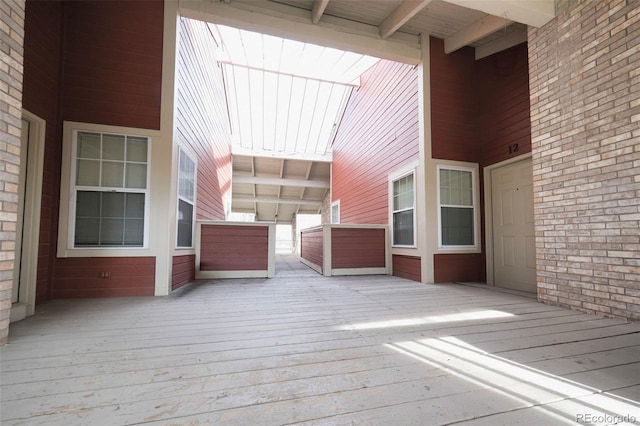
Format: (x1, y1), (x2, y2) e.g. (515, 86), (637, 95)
(179, 0), (421, 65)
(442, 0), (555, 28)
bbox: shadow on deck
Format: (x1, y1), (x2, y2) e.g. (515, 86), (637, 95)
(2, 255), (639, 424)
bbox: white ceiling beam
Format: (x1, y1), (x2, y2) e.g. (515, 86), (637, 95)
(311, 0), (330, 24)
(379, 0), (434, 39)
(179, 0), (421, 65)
(475, 25), (527, 59)
(234, 175), (330, 189)
(442, 0), (555, 28)
(444, 15), (510, 54)
(232, 146), (332, 162)
(234, 196), (323, 207)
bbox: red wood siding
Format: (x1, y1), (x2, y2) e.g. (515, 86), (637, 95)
(331, 228), (385, 269)
(475, 43), (531, 167)
(62, 1), (163, 130)
(23, 0), (64, 303)
(300, 228), (324, 271)
(392, 255), (421, 282)
(430, 38), (530, 284)
(332, 60), (419, 224)
(172, 254), (195, 291)
(430, 37), (477, 162)
(200, 225), (268, 271)
(430, 38), (530, 165)
(176, 18), (232, 221)
(53, 257), (155, 298)
(434, 253), (484, 283)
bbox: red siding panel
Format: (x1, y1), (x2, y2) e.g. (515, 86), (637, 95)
(200, 225), (269, 271)
(331, 228), (385, 269)
(172, 254), (195, 291)
(62, 1), (163, 130)
(434, 253), (484, 283)
(332, 60), (419, 224)
(475, 43), (532, 167)
(176, 18), (232, 221)
(53, 257), (155, 298)
(392, 255), (421, 282)
(300, 228), (324, 271)
(430, 37), (477, 162)
(23, 0), (64, 303)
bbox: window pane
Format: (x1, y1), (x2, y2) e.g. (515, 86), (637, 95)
(102, 162), (124, 187)
(101, 192), (125, 218)
(124, 219), (144, 246)
(126, 163), (147, 189)
(393, 209), (414, 246)
(75, 218), (100, 245)
(127, 137), (148, 162)
(77, 132), (101, 159)
(76, 191), (100, 217)
(177, 199), (193, 247)
(103, 134), (125, 160)
(441, 207), (474, 246)
(101, 218), (124, 245)
(126, 193), (145, 219)
(76, 159), (100, 186)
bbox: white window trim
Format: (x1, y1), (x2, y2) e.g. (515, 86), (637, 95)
(389, 164), (417, 249)
(331, 200), (340, 224)
(436, 162), (481, 253)
(58, 122), (158, 257)
(176, 147), (197, 249)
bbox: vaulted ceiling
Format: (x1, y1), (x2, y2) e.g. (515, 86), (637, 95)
(180, 0), (555, 223)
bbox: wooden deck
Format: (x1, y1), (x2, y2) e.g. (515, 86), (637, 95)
(2, 255), (639, 425)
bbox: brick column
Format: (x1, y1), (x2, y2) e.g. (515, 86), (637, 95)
(528, 0), (640, 320)
(0, 0), (25, 344)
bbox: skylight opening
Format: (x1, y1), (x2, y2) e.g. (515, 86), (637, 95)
(212, 23), (380, 158)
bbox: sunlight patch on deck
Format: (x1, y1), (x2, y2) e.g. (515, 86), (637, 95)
(386, 336), (640, 424)
(338, 310), (514, 331)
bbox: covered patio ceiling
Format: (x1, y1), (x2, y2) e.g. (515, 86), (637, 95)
(198, 0), (555, 223)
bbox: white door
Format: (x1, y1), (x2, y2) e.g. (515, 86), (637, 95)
(492, 159), (536, 293)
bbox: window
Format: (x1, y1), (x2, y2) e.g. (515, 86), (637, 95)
(73, 131), (149, 247)
(392, 172), (415, 246)
(438, 165), (478, 249)
(331, 200), (340, 224)
(177, 149), (196, 248)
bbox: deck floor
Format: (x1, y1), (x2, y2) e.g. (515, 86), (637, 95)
(2, 255), (639, 425)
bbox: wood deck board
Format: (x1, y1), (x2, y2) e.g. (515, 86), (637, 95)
(2, 255), (639, 425)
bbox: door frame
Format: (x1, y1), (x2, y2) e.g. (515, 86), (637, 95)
(11, 110), (45, 322)
(483, 153), (533, 288)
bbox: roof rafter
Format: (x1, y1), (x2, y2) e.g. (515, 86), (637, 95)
(444, 14), (510, 54)
(234, 196), (323, 207)
(234, 175), (330, 189)
(379, 0), (434, 39)
(311, 0), (330, 24)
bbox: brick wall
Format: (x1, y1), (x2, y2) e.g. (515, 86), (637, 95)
(529, 0), (640, 320)
(0, 0), (25, 344)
